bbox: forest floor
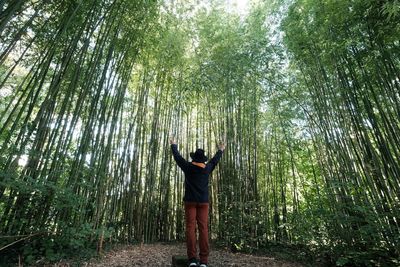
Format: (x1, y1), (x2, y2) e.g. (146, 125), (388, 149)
(80, 242), (304, 267)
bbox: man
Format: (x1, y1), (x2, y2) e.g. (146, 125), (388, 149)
(170, 138), (225, 267)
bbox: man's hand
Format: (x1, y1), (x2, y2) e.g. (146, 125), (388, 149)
(169, 136), (177, 145)
(218, 142), (225, 151)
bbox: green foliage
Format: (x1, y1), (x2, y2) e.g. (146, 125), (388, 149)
(0, 223), (114, 265)
(381, 0), (400, 21)
(281, 0), (400, 265)
(220, 201), (264, 253)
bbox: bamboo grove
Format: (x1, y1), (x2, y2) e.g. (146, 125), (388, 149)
(0, 0), (399, 265)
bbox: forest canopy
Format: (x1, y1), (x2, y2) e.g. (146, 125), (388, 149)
(0, 0), (399, 266)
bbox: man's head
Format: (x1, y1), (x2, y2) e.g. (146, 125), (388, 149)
(190, 148), (208, 163)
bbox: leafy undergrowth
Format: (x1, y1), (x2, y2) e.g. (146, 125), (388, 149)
(0, 223), (110, 266)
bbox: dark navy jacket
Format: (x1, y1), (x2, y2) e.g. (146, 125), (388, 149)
(171, 144), (223, 203)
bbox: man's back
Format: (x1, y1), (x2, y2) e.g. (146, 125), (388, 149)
(170, 144), (223, 203)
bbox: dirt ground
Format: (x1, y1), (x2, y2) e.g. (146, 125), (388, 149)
(82, 243), (304, 267)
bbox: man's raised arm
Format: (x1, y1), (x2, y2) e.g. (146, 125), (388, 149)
(170, 138), (189, 171)
(207, 142), (225, 171)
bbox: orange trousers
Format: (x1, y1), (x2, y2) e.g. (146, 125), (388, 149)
(184, 202), (209, 264)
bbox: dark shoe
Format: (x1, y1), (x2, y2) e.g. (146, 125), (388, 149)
(199, 263), (208, 267)
(188, 258), (198, 267)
